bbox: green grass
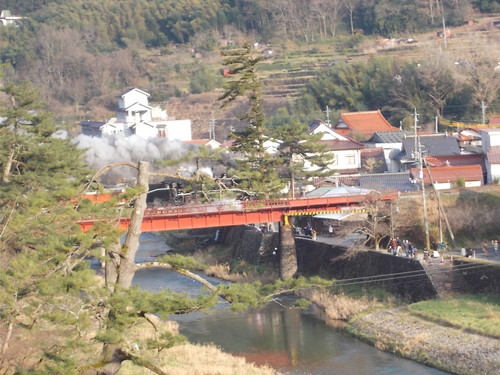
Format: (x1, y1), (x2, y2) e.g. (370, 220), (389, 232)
(408, 295), (500, 338)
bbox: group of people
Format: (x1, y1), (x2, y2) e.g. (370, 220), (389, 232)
(292, 223), (317, 240)
(387, 236), (417, 258)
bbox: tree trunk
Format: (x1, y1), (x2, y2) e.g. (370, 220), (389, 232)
(98, 162), (150, 374)
(116, 161), (150, 289)
(2, 147), (15, 183)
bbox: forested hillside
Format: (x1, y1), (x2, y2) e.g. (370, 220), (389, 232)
(0, 0), (499, 138)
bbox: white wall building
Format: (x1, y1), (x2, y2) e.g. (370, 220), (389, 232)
(81, 88), (192, 141)
(481, 128), (500, 184)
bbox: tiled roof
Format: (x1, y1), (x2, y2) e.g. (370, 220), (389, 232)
(335, 110), (399, 137)
(317, 172), (418, 193)
(486, 145), (500, 164)
(319, 139), (364, 151)
(116, 87), (150, 97)
(369, 130), (409, 143)
(409, 165), (483, 183)
(425, 154), (484, 167)
(359, 172), (418, 192)
(309, 119), (325, 133)
(401, 134), (461, 160)
(306, 186), (373, 197)
(80, 121), (106, 129)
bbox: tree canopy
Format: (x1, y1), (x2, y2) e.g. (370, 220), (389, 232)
(218, 43), (285, 198)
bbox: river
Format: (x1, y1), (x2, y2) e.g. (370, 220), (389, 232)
(132, 233), (450, 375)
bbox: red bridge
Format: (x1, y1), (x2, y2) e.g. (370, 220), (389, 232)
(78, 191), (397, 232)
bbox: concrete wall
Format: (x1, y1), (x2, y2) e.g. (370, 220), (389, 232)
(219, 225), (279, 264)
(453, 258), (500, 295)
(295, 238), (436, 302)
(218, 226), (499, 300)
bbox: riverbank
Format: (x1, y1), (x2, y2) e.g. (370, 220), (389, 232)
(346, 307), (500, 375)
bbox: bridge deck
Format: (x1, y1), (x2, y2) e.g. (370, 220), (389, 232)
(78, 191), (397, 232)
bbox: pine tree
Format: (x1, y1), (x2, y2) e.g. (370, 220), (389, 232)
(218, 43), (284, 198)
(0, 82), (100, 372)
(272, 119), (334, 198)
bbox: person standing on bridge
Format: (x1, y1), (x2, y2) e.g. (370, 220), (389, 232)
(328, 224), (334, 237)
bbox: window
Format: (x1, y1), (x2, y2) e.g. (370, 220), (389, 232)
(345, 154), (356, 165)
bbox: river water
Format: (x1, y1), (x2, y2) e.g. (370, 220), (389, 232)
(132, 233), (450, 375)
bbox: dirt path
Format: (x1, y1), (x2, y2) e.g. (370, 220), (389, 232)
(347, 308), (500, 375)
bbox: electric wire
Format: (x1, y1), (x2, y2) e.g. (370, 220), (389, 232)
(325, 261), (496, 288)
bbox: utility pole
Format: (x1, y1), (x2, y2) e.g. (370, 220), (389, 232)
(481, 101), (487, 126)
(324, 105), (331, 127)
(440, 0), (447, 49)
(208, 117), (216, 140)
(413, 109), (431, 252)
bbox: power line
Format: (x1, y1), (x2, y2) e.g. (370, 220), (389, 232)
(323, 261), (495, 288)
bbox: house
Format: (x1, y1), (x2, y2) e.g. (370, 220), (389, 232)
(80, 88), (192, 141)
(481, 128), (500, 184)
(332, 110), (399, 141)
(455, 128), (482, 150)
(317, 138), (365, 172)
(306, 120), (364, 172)
(394, 133), (461, 171)
(409, 165), (484, 189)
(367, 130), (411, 172)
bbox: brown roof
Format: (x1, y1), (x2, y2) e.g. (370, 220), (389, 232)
(334, 110), (399, 139)
(319, 139), (364, 151)
(487, 146), (500, 164)
(425, 154), (484, 167)
(410, 165), (483, 184)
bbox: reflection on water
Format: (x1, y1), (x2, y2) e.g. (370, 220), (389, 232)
(171, 298), (450, 375)
(132, 233), (450, 375)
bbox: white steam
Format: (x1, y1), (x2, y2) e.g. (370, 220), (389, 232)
(73, 134), (201, 184)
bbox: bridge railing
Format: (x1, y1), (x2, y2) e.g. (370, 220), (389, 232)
(143, 190), (398, 217)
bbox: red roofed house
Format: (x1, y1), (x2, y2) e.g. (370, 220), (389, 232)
(410, 164), (484, 190)
(332, 110), (399, 141)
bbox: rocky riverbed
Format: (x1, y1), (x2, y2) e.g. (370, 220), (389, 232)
(346, 308), (500, 375)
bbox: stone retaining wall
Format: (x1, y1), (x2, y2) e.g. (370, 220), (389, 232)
(295, 238), (437, 301)
(453, 258), (500, 295)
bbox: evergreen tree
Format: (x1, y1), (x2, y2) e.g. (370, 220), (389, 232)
(0, 83), (210, 374)
(272, 119), (334, 198)
(218, 43), (284, 198)
(0, 82), (99, 372)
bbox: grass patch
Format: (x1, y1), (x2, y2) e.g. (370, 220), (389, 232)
(408, 295), (500, 338)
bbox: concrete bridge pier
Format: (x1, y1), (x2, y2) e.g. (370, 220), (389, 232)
(279, 221), (298, 279)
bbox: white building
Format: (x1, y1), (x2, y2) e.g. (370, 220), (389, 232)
(481, 128), (500, 184)
(306, 120), (364, 172)
(81, 88), (192, 141)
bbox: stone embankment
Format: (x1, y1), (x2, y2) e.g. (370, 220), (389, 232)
(347, 308), (500, 375)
